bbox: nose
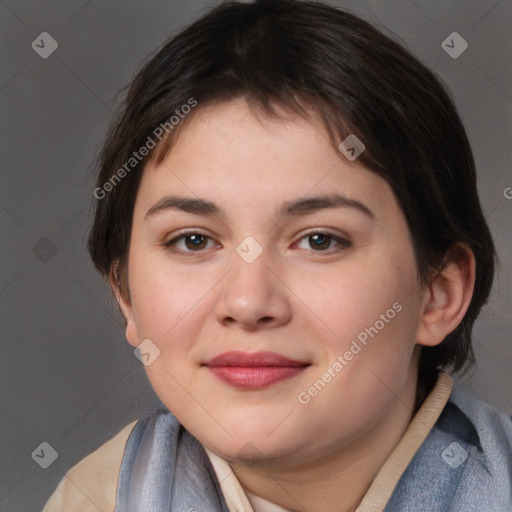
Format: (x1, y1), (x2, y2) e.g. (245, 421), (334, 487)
(213, 249), (293, 331)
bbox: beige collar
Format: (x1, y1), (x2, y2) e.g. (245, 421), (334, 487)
(205, 372), (454, 512)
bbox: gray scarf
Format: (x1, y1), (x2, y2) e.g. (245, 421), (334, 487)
(114, 382), (512, 511)
(114, 404), (229, 512)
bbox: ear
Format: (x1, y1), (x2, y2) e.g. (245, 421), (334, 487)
(108, 265), (140, 348)
(415, 243), (476, 347)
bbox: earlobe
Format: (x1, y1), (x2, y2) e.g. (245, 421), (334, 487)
(415, 243), (476, 348)
(108, 267), (140, 348)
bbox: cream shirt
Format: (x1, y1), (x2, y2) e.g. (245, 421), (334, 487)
(43, 373), (453, 512)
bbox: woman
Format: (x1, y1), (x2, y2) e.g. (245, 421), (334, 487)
(44, 0), (512, 510)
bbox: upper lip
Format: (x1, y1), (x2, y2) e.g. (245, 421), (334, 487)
(203, 351), (309, 368)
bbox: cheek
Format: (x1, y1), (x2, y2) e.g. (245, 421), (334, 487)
(126, 256), (215, 421)
(289, 252), (418, 350)
(127, 251), (214, 349)
(292, 249), (422, 413)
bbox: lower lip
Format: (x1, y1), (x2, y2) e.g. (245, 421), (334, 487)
(207, 366), (308, 389)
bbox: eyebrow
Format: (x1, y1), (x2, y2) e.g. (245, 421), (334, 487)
(144, 193), (375, 220)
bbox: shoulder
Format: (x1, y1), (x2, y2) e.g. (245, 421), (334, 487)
(447, 379), (512, 459)
(436, 381), (512, 508)
(388, 379), (512, 511)
(42, 420), (138, 512)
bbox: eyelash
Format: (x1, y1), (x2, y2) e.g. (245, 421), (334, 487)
(163, 229), (351, 255)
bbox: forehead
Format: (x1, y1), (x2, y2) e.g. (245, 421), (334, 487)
(136, 98), (399, 224)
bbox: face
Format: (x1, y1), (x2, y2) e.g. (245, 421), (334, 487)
(119, 98), (429, 467)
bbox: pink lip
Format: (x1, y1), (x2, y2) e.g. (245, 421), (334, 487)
(203, 351), (310, 390)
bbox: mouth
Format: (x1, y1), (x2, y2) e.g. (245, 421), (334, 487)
(202, 351), (311, 390)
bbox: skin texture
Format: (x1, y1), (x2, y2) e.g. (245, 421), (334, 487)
(114, 98), (475, 512)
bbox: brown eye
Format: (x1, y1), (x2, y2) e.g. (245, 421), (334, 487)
(308, 233), (331, 250)
(184, 234), (208, 250)
(164, 232), (216, 253)
(295, 232), (351, 252)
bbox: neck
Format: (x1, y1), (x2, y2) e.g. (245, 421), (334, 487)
(230, 364), (420, 512)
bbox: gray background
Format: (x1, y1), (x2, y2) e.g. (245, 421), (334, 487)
(1, 0), (511, 510)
